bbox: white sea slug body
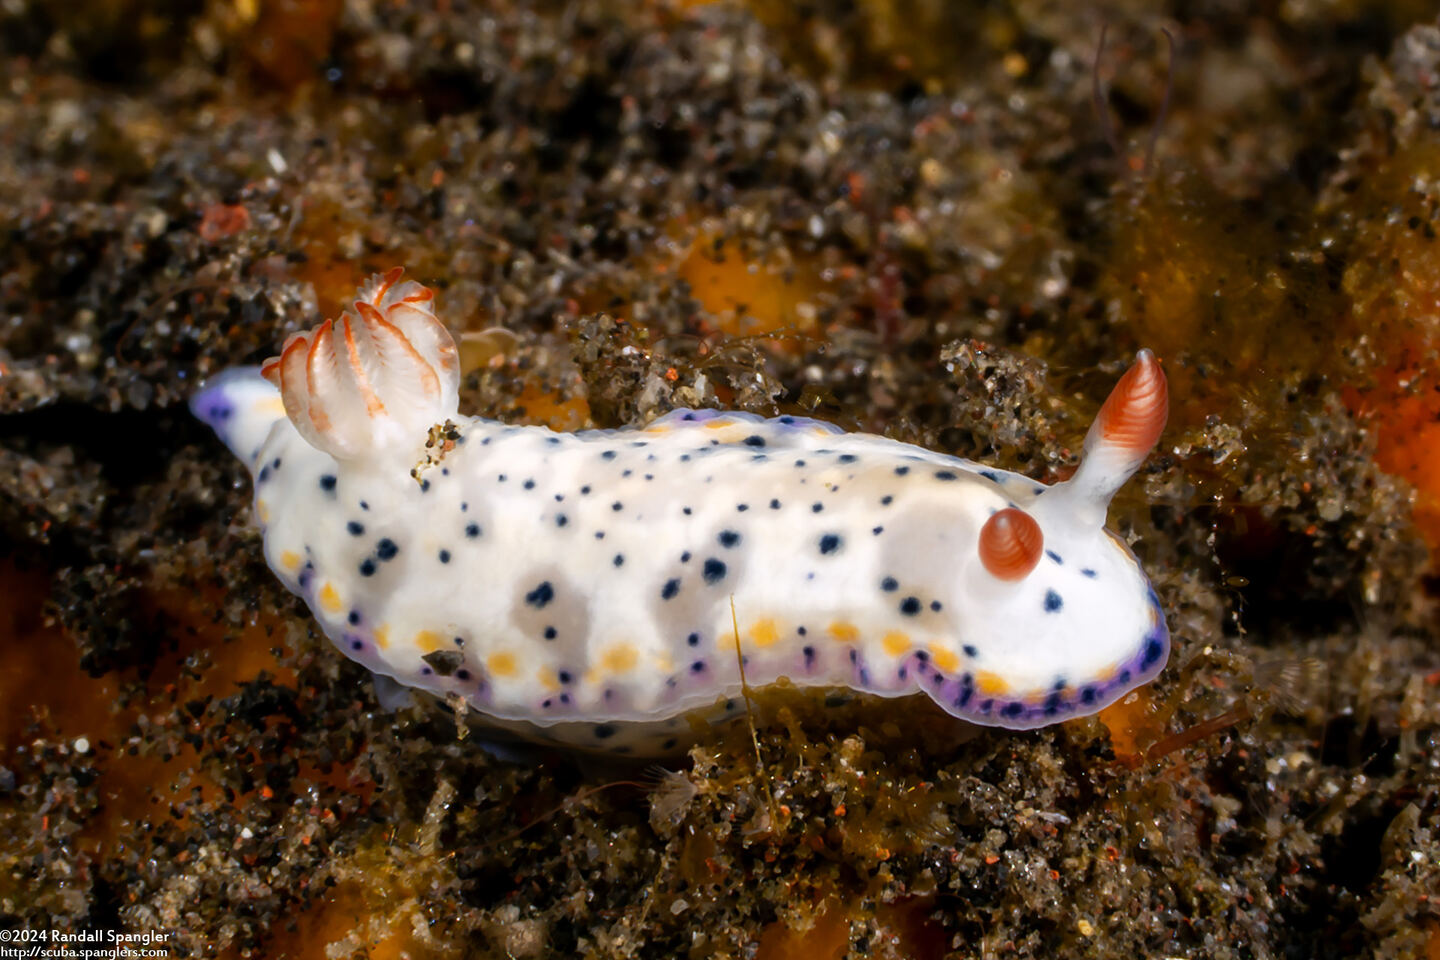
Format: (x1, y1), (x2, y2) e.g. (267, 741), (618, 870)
(192, 269), (1170, 755)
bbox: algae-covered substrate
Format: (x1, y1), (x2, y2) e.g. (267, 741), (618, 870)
(1, 2), (1438, 957)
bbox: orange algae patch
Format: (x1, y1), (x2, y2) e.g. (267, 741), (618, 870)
(0, 561), (308, 858)
(1330, 142), (1440, 548)
(1094, 686), (1164, 761)
(511, 383), (591, 432)
(755, 894), (946, 960)
(755, 899), (850, 960)
(241, 0), (346, 93)
(675, 227), (828, 346)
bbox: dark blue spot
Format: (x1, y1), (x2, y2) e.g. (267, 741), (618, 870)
(980, 470), (999, 483)
(359, 559), (376, 577)
(894, 466), (909, 476)
(1046, 550), (1063, 564)
(1142, 638), (1165, 667)
(360, 501), (369, 511)
(351, 639), (363, 651)
(544, 626), (557, 640)
(438, 550), (451, 563)
(556, 514), (568, 527)
(558, 670), (572, 683)
(743, 435), (766, 447)
(770, 499), (781, 509)
(601, 450), (617, 460)
(662, 578), (681, 600)
(1080, 687), (1097, 704)
(794, 459), (807, 468)
(899, 596), (921, 616)
(797, 625), (807, 636)
(1002, 702), (1024, 718)
(376, 538), (398, 560)
(465, 523), (480, 538)
(682, 506), (692, 515)
(680, 551), (691, 563)
(880, 577), (898, 592)
(347, 610), (361, 625)
(258, 466), (271, 483)
(497, 474), (507, 482)
(930, 600), (943, 612)
(812, 502), (824, 513)
(593, 724), (616, 739)
(1081, 568), (1097, 579)
(934, 471), (957, 481)
(818, 534), (842, 555)
(718, 530), (741, 548)
(690, 660), (706, 673)
(347, 521), (364, 536)
(803, 646), (816, 664)
(872, 526), (884, 535)
(456, 669), (471, 681)
(420, 478), (431, 492)
(687, 632), (700, 647)
(1044, 590), (1063, 613)
(526, 582), (555, 607)
(880, 495), (893, 506)
(319, 475), (337, 493)
(736, 503), (749, 512)
(548, 437), (561, 445)
(612, 501), (623, 511)
(595, 531), (606, 539)
(963, 644), (978, 657)
(523, 478), (535, 490)
(838, 454), (857, 463)
(461, 502), (468, 512)
(703, 559), (726, 584)
(622, 469), (632, 478)
(613, 554), (625, 567)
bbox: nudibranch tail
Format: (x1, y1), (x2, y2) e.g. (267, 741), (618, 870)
(978, 507), (1044, 581)
(188, 366), (287, 471)
(1048, 349), (1168, 526)
(260, 269), (459, 461)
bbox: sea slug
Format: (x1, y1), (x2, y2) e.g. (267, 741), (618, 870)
(192, 269), (1170, 754)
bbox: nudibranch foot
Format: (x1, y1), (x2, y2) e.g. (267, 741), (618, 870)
(193, 269), (1171, 755)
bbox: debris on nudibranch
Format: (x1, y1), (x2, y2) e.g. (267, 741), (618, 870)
(192, 269), (1170, 754)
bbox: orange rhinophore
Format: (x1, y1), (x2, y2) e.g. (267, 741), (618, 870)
(978, 508), (1044, 581)
(1042, 349), (1169, 529)
(1093, 348), (1168, 456)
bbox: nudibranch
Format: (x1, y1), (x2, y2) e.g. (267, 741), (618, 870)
(192, 269), (1170, 755)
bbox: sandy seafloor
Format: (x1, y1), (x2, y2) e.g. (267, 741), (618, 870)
(2, 1), (1439, 957)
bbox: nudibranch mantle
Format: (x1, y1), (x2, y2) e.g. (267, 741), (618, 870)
(192, 269), (1170, 755)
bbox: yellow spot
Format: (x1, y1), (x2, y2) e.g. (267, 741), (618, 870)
(257, 500), (270, 523)
(257, 396), (286, 417)
(882, 631), (911, 656)
(488, 652), (517, 677)
(600, 644), (639, 674)
(749, 618), (780, 648)
(1094, 664), (1118, 683)
(373, 625), (390, 650)
(537, 667), (561, 692)
(645, 423), (670, 434)
(827, 621), (859, 643)
(704, 419), (730, 429)
(928, 642), (960, 672)
(318, 582), (341, 613)
(278, 550), (301, 572)
(975, 670), (1010, 696)
(413, 630), (442, 653)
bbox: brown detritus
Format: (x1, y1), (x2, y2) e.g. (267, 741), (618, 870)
(3, 3), (1440, 957)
